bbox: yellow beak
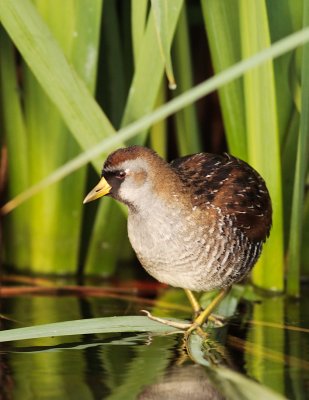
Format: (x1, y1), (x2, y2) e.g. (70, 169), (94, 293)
(83, 177), (111, 204)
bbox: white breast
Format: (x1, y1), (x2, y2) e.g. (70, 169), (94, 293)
(127, 197), (215, 289)
(126, 195), (257, 291)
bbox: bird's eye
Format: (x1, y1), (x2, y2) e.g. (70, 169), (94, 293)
(116, 170), (126, 179)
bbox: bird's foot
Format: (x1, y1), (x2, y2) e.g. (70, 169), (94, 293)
(141, 287), (229, 336)
(141, 310), (209, 339)
(141, 310), (192, 330)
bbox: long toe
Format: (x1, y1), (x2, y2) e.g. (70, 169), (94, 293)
(141, 310), (192, 330)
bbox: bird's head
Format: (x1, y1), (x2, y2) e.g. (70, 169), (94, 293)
(83, 146), (175, 211)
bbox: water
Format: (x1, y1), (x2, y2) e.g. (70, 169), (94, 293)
(1, 283), (309, 399)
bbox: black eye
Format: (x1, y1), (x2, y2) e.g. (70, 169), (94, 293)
(116, 170), (126, 180)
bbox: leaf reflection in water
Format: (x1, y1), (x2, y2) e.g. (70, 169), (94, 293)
(186, 332), (285, 400)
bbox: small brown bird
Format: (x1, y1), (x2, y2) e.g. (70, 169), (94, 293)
(84, 146), (272, 331)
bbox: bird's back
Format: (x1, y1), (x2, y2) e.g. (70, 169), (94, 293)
(170, 152), (272, 243)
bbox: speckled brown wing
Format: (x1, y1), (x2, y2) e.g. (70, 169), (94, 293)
(170, 153), (272, 243)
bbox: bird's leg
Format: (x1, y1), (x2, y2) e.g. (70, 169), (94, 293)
(184, 288), (226, 327)
(141, 287), (230, 333)
(187, 287), (230, 334)
(184, 289), (202, 317)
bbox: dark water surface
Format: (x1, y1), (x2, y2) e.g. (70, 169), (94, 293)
(1, 284), (309, 399)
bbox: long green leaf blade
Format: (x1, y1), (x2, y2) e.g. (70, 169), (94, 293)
(0, 316), (180, 343)
(287, 1), (309, 296)
(240, 0), (284, 290)
(131, 0), (148, 66)
(201, 0), (247, 160)
(151, 0), (182, 89)
(173, 3), (201, 155)
(122, 1), (183, 144)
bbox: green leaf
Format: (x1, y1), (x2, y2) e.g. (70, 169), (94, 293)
(239, 0), (284, 290)
(151, 0), (183, 89)
(122, 0), (183, 144)
(149, 82), (168, 158)
(0, 316), (182, 343)
(131, 0), (148, 65)
(287, 0), (309, 296)
(201, 0), (247, 160)
(173, 3), (201, 155)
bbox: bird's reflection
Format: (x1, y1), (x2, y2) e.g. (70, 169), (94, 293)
(138, 363), (224, 400)
(137, 328), (232, 399)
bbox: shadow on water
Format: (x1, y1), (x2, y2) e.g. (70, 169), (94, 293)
(0, 282), (309, 399)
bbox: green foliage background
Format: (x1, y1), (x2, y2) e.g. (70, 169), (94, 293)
(0, 0), (308, 296)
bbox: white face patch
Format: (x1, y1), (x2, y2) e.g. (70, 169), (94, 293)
(119, 176), (153, 210)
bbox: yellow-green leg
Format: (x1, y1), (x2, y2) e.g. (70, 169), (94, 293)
(184, 288), (227, 327)
(184, 289), (202, 315)
(187, 287), (230, 334)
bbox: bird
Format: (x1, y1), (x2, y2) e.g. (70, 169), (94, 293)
(83, 145), (272, 332)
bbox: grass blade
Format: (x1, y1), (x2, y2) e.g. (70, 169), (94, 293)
(173, 3), (201, 155)
(201, 0), (247, 160)
(0, 316), (180, 343)
(151, 0), (183, 89)
(122, 1), (183, 144)
(131, 0), (148, 66)
(287, 1), (309, 296)
(240, 0), (284, 290)
(149, 82), (168, 158)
